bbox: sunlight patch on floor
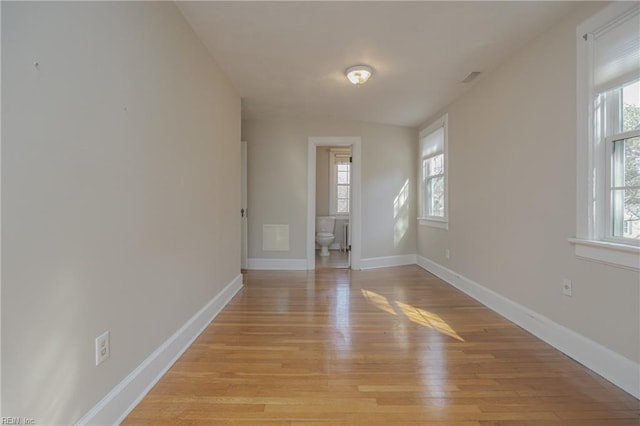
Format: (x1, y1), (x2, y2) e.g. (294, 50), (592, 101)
(361, 289), (464, 341)
(361, 289), (398, 316)
(395, 301), (464, 341)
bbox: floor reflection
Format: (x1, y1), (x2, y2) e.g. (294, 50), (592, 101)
(315, 250), (349, 268)
(333, 273), (351, 351)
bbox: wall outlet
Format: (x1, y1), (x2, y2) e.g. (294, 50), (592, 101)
(562, 278), (573, 297)
(95, 331), (110, 366)
(445, 248), (450, 260)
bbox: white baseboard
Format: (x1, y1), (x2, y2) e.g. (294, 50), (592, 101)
(75, 274), (244, 425)
(416, 255), (640, 399)
(360, 254), (417, 270)
(314, 244), (341, 250)
(247, 258), (307, 270)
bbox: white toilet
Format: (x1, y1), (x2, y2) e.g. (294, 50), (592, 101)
(315, 216), (336, 257)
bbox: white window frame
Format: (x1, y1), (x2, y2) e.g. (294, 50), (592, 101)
(418, 114), (448, 229)
(329, 148), (351, 217)
(572, 2), (640, 270)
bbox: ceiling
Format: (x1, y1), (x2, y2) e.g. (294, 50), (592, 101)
(176, 1), (580, 128)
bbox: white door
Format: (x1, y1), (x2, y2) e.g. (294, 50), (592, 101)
(347, 150), (352, 267)
(241, 141), (248, 270)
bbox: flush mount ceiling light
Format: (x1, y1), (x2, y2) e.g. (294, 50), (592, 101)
(345, 65), (373, 86)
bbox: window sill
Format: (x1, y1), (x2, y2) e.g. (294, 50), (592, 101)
(568, 238), (640, 271)
(418, 217), (448, 230)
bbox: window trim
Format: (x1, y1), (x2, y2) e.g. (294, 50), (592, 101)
(574, 2), (640, 270)
(329, 148), (351, 217)
(418, 114), (448, 229)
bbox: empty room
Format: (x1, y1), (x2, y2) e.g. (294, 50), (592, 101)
(2, 1), (639, 425)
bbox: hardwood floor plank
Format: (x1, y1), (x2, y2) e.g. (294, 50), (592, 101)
(123, 266), (639, 425)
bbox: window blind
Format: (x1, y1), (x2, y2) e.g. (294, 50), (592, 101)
(421, 126), (444, 158)
(592, 7), (640, 94)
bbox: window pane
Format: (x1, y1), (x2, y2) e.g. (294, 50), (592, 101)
(337, 185), (349, 199)
(332, 153), (350, 215)
(428, 176), (444, 217)
(612, 136), (640, 188)
(427, 154), (444, 176)
(612, 188), (640, 239)
(611, 135), (640, 240)
(337, 170), (350, 184)
(622, 80), (640, 132)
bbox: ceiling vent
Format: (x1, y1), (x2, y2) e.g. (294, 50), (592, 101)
(462, 71), (481, 83)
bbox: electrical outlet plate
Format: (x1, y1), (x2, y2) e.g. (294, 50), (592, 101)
(562, 278), (573, 297)
(95, 331), (110, 366)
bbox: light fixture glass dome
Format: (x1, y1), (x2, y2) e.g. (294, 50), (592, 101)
(345, 65), (373, 86)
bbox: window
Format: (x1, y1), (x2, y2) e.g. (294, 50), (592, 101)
(573, 3), (640, 269)
(330, 149), (351, 215)
(418, 114), (448, 228)
(423, 153), (445, 217)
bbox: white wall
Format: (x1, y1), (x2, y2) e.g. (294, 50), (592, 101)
(417, 2), (639, 364)
(242, 118), (417, 261)
(2, 2), (240, 423)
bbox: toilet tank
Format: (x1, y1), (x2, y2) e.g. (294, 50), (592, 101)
(316, 216), (336, 233)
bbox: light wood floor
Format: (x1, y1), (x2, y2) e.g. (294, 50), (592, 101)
(315, 250), (349, 269)
(124, 266), (639, 425)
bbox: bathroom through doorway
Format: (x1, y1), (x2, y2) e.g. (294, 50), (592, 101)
(306, 136), (361, 270)
(315, 147), (351, 269)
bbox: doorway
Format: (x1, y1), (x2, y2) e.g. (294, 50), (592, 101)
(306, 136), (362, 270)
(315, 146), (351, 268)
